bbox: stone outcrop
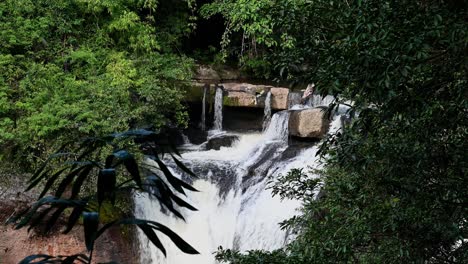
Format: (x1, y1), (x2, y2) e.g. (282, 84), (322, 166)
(185, 82), (291, 110)
(221, 83), (268, 93)
(270, 87), (289, 109)
(289, 108), (330, 138)
(190, 65), (292, 110)
(225, 91), (257, 108)
(206, 134), (240, 150)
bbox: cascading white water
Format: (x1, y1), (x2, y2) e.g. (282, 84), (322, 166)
(287, 92), (302, 109)
(135, 108), (346, 264)
(263, 110), (289, 143)
(200, 85), (208, 131)
(309, 94), (335, 107)
(262, 91), (272, 131)
(212, 87), (223, 131)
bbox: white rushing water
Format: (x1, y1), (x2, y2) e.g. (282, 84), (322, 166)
(135, 107), (346, 264)
(212, 87), (223, 131)
(262, 91), (272, 131)
(200, 85), (208, 131)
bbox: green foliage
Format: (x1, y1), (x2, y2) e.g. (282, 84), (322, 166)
(209, 0), (467, 263)
(0, 0), (195, 169)
(9, 129), (200, 263)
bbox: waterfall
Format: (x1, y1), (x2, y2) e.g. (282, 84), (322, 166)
(135, 109), (345, 264)
(200, 84), (208, 131)
(263, 110), (289, 143)
(262, 91), (272, 131)
(287, 92), (302, 109)
(309, 94), (335, 107)
(212, 86), (223, 131)
(289, 94), (336, 110)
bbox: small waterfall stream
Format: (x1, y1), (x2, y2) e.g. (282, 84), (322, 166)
(200, 85), (208, 131)
(135, 94), (348, 264)
(262, 91), (272, 131)
(212, 86), (223, 131)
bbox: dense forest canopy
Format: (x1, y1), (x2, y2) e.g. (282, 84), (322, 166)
(0, 0), (195, 168)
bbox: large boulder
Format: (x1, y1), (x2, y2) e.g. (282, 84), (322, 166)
(222, 83), (267, 94)
(270, 87), (289, 109)
(206, 134), (240, 150)
(224, 91), (257, 107)
(221, 83), (289, 110)
(289, 108), (330, 138)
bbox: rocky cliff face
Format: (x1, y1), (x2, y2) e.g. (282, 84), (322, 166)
(188, 65), (292, 111)
(186, 82), (291, 110)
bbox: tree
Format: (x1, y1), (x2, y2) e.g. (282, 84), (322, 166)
(205, 0), (467, 263)
(8, 129), (200, 263)
(0, 0), (195, 169)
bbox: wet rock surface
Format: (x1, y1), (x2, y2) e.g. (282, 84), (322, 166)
(206, 134), (240, 150)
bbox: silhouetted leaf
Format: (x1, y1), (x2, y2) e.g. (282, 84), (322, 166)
(98, 169), (116, 205)
(96, 218), (198, 256)
(27, 207), (54, 232)
(105, 155), (114, 169)
(151, 221), (199, 255)
(171, 154), (198, 178)
(112, 129), (156, 138)
(63, 206), (84, 234)
(147, 175), (185, 220)
(14, 197), (86, 230)
(171, 193), (198, 211)
(71, 165), (93, 199)
(114, 150), (142, 187)
(38, 167), (69, 199)
(62, 254), (89, 264)
(45, 205), (67, 233)
(26, 169), (51, 192)
(138, 224), (166, 257)
(83, 212), (99, 251)
(55, 166), (89, 198)
(19, 254), (52, 264)
(154, 159), (186, 195)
